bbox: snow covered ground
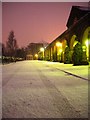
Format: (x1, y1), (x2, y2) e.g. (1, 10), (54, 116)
(2, 60), (89, 118)
(44, 61), (89, 80)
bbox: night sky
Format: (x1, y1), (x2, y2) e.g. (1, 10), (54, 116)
(2, 2), (88, 47)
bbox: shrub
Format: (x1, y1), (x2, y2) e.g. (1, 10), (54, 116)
(64, 46), (71, 64)
(72, 42), (84, 65)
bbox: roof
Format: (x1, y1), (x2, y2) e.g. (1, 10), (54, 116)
(66, 5), (90, 28)
(45, 12), (90, 50)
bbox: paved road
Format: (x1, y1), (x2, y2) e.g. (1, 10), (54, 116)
(2, 60), (88, 118)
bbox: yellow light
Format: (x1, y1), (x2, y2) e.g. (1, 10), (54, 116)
(82, 46), (86, 52)
(40, 47), (44, 52)
(85, 40), (88, 47)
(56, 42), (62, 47)
(35, 54), (38, 57)
(59, 49), (62, 53)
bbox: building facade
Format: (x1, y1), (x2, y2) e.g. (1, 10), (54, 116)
(26, 43), (44, 60)
(44, 6), (90, 63)
(26, 42), (48, 60)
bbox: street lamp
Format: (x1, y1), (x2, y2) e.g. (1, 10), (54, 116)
(40, 47), (44, 52)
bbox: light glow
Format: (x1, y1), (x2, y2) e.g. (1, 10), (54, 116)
(85, 40), (88, 46)
(35, 54), (38, 57)
(56, 42), (62, 47)
(40, 47), (44, 52)
(59, 49), (62, 53)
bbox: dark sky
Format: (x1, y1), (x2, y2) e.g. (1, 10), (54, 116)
(2, 2), (88, 47)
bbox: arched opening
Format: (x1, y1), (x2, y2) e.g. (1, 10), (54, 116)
(70, 35), (78, 50)
(62, 39), (67, 62)
(82, 27), (90, 61)
(69, 35), (78, 62)
(62, 39), (67, 51)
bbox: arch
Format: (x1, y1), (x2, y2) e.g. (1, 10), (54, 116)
(82, 27), (90, 45)
(69, 35), (79, 63)
(62, 39), (67, 51)
(61, 39), (68, 62)
(70, 35), (78, 50)
(82, 26), (90, 61)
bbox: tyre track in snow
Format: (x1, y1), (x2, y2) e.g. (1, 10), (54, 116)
(2, 64), (21, 87)
(37, 67), (81, 118)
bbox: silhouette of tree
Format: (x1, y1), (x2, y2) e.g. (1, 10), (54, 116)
(16, 47), (26, 60)
(2, 43), (6, 56)
(6, 30), (18, 57)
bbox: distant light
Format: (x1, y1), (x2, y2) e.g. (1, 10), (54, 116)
(56, 42), (62, 47)
(40, 47), (44, 52)
(35, 54), (38, 57)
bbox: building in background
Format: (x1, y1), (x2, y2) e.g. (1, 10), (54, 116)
(26, 42), (48, 60)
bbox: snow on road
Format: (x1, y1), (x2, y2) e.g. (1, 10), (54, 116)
(2, 60), (88, 118)
(0, 64), (2, 120)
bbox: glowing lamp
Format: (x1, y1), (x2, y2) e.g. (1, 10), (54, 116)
(35, 54), (38, 57)
(56, 42), (62, 47)
(40, 47), (44, 52)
